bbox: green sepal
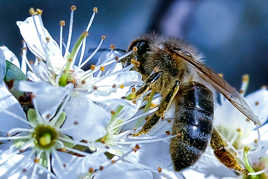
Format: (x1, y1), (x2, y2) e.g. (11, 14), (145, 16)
(4, 60), (26, 99)
(39, 152), (48, 168)
(54, 112), (66, 128)
(27, 108), (38, 126)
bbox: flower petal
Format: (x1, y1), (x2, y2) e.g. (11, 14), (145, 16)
(63, 95), (110, 141)
(0, 46), (20, 69)
(17, 16), (65, 74)
(0, 49), (6, 81)
(18, 81), (69, 118)
(246, 88), (268, 124)
(0, 83), (27, 132)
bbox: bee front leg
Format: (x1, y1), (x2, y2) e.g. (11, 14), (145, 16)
(132, 71), (163, 100)
(133, 81), (180, 136)
(210, 128), (248, 175)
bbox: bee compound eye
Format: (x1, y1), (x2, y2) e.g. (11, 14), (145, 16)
(129, 40), (150, 56)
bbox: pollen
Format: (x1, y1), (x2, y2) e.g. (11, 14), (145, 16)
(100, 66), (105, 71)
(90, 65), (96, 70)
(111, 110), (116, 115)
(111, 160), (116, 164)
(93, 7), (98, 13)
(131, 59), (140, 67)
(150, 103), (157, 108)
(71, 5), (77, 11)
(60, 20), (65, 26)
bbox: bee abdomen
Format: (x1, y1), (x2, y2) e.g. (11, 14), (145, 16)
(170, 82), (214, 171)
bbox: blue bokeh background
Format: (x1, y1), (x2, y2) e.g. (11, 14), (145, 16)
(0, 0), (267, 93)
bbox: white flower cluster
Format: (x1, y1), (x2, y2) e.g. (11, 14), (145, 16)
(0, 5), (268, 179)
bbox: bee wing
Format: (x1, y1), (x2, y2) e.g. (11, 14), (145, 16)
(170, 49), (261, 126)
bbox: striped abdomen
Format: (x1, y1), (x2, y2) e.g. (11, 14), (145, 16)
(170, 82), (214, 171)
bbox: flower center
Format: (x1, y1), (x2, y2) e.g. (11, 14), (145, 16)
(33, 125), (58, 150)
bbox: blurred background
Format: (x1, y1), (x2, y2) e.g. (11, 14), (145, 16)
(0, 0), (267, 93)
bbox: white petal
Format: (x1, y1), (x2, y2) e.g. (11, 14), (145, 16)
(0, 49), (6, 81)
(95, 161), (153, 179)
(17, 16), (65, 74)
(63, 96), (110, 141)
(246, 88), (268, 124)
(138, 141), (173, 170)
(0, 46), (20, 68)
(18, 81), (69, 118)
(0, 83), (27, 132)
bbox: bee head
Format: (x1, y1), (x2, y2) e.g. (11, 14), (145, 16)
(128, 39), (150, 57)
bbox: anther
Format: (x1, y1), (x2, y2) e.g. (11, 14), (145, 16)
(99, 166), (104, 171)
(100, 66), (105, 71)
(157, 167), (162, 173)
(36, 9), (43, 15)
(60, 20), (65, 26)
(82, 31), (89, 37)
(242, 74), (249, 82)
(71, 5), (77, 11)
(73, 121), (79, 125)
(90, 65), (96, 70)
(45, 37), (50, 42)
(218, 73), (224, 78)
(93, 86), (98, 90)
(29, 8), (36, 15)
(111, 160), (116, 164)
(93, 7), (98, 13)
(132, 46), (138, 52)
(165, 131), (171, 135)
(34, 158), (40, 163)
(101, 35), (106, 40)
(119, 84), (124, 89)
(46, 114), (51, 119)
(236, 128), (241, 132)
(81, 80), (86, 85)
(110, 44), (115, 50)
(88, 167), (95, 174)
(115, 56), (119, 62)
(111, 110), (116, 115)
(63, 163), (67, 168)
(22, 168), (27, 173)
(68, 58), (73, 63)
(132, 144), (140, 152)
(255, 101), (259, 106)
(131, 87), (136, 93)
(112, 84), (116, 88)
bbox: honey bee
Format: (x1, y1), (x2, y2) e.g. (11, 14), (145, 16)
(123, 35), (261, 174)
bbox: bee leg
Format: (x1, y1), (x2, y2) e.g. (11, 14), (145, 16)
(133, 81), (180, 136)
(210, 128), (248, 175)
(132, 71), (163, 100)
